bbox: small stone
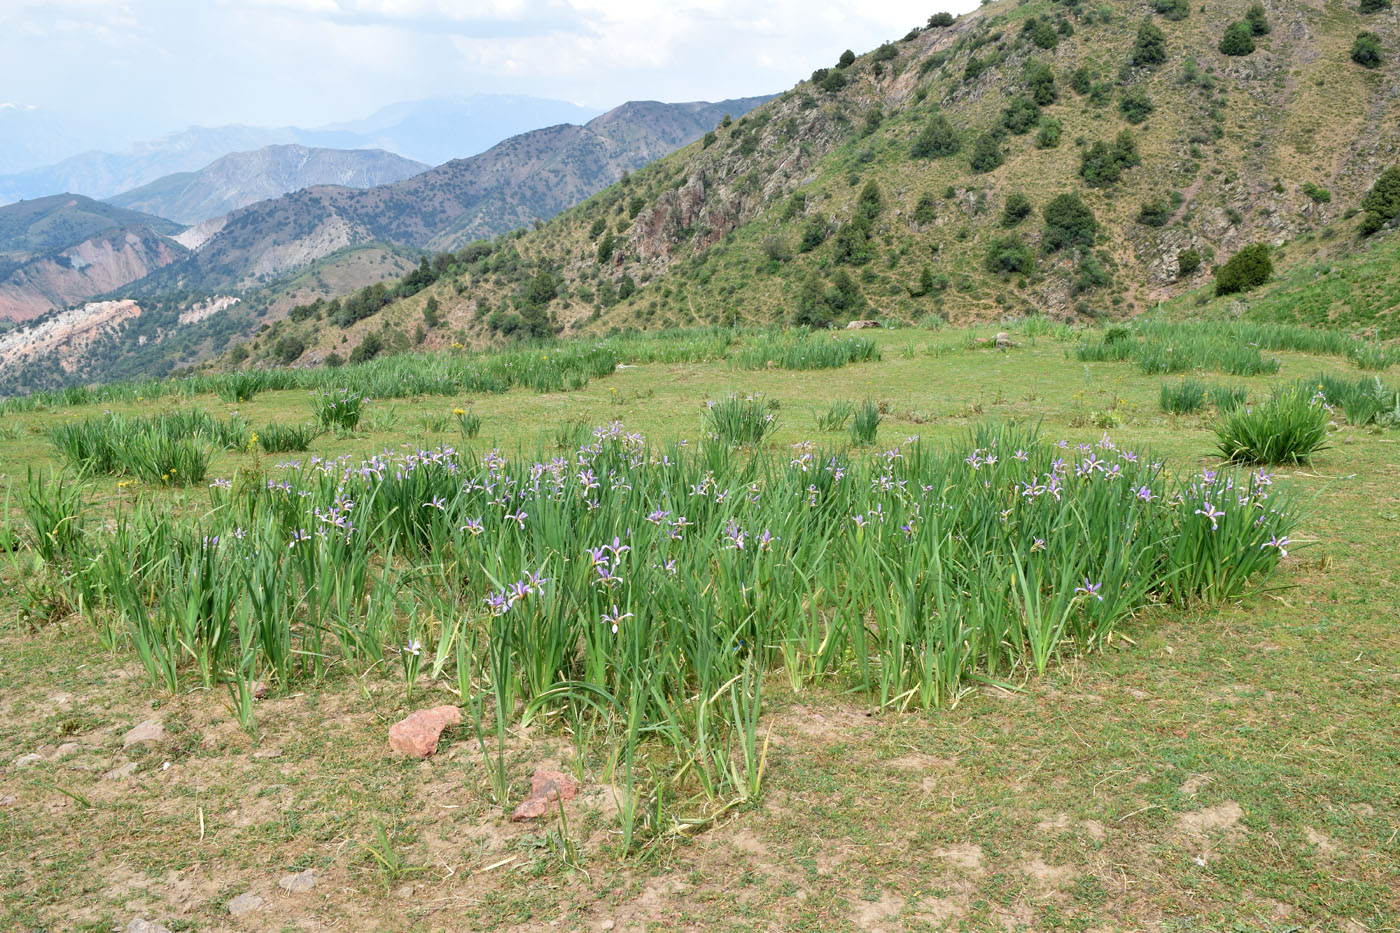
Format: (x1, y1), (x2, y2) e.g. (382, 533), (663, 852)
(994, 332), (1014, 349)
(252, 747), (282, 759)
(126, 920), (172, 933)
(846, 319), (881, 330)
(251, 680), (269, 700)
(227, 892), (265, 916)
(278, 868), (317, 893)
(55, 742), (80, 758)
(0, 795), (17, 807)
(105, 762), (139, 781)
(12, 753), (44, 770)
(511, 769), (581, 821)
(388, 705), (461, 759)
(600, 921), (616, 931)
(123, 719), (165, 748)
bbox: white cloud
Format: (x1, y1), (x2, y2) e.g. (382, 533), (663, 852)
(1, 0), (980, 147)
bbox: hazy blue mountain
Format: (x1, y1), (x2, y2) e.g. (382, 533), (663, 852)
(306, 95), (605, 167)
(0, 95), (605, 205)
(106, 145), (430, 224)
(0, 106), (86, 176)
(0, 125), (307, 205)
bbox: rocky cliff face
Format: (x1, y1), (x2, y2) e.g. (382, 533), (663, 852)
(0, 226), (185, 321)
(0, 298), (142, 370)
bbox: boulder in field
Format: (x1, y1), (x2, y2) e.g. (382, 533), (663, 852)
(388, 706), (461, 759)
(511, 769), (581, 821)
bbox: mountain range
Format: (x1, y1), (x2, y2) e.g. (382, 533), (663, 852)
(105, 145), (429, 224)
(224, 0), (1400, 368)
(0, 95), (772, 390)
(5, 0), (1399, 395)
(0, 95), (603, 204)
(149, 97), (772, 295)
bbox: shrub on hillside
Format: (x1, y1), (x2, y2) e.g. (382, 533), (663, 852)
(1043, 193), (1098, 251)
(1151, 0), (1189, 20)
(1215, 244), (1273, 296)
(1024, 16), (1059, 50)
(928, 11), (955, 27)
(1302, 182), (1332, 206)
(1024, 60), (1057, 105)
(1080, 131), (1140, 187)
(985, 235), (1035, 276)
(969, 131), (1005, 173)
(1132, 20), (1168, 67)
(1119, 86), (1155, 124)
(799, 217), (828, 252)
(1001, 96), (1041, 135)
(1036, 116), (1062, 149)
(1245, 3), (1270, 35)
(1219, 22), (1256, 56)
(596, 231), (616, 264)
(349, 331), (384, 364)
(1002, 192), (1033, 227)
(1137, 197), (1172, 227)
(911, 113), (961, 158)
(1351, 32), (1384, 69)
(1070, 65), (1092, 95)
(1359, 165), (1400, 235)
(1177, 247), (1202, 278)
(913, 192), (938, 225)
(273, 335), (306, 365)
(1359, 0), (1391, 11)
(832, 219), (876, 266)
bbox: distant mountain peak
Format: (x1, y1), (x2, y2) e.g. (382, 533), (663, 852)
(104, 145), (429, 224)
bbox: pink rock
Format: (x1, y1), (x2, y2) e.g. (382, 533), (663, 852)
(510, 769), (581, 821)
(388, 706), (461, 759)
(846, 319), (881, 330)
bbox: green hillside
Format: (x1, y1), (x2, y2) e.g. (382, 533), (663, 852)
(245, 0), (1400, 369)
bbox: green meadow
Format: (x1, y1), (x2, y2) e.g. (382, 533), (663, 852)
(0, 321), (1397, 930)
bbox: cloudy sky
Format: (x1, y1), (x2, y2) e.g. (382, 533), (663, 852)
(1, 0), (979, 144)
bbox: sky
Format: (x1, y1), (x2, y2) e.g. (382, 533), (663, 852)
(0, 0), (979, 146)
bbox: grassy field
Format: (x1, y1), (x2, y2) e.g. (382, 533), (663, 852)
(1, 324), (1398, 931)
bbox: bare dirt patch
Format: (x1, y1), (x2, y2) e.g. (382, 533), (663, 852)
(851, 891), (905, 931)
(931, 842), (984, 874)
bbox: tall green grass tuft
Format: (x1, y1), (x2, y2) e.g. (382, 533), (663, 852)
(1160, 379), (1207, 414)
(216, 370), (269, 403)
(733, 330), (880, 371)
(256, 422), (323, 453)
(1347, 343), (1399, 372)
(1215, 384), (1330, 464)
(705, 394), (778, 445)
(48, 410), (238, 482)
(1209, 384), (1249, 412)
(1075, 319), (1393, 377)
(850, 400), (881, 445)
(455, 408), (482, 439)
(119, 435), (212, 485)
(815, 400), (855, 432)
(1312, 372), (1399, 426)
(313, 390), (369, 431)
